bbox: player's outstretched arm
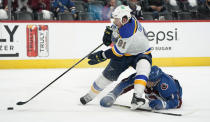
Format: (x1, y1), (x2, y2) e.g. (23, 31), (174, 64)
(164, 93), (181, 109)
(88, 50), (107, 65)
(149, 92), (181, 110)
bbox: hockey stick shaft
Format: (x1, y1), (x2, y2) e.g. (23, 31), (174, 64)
(113, 104), (182, 116)
(17, 43), (104, 105)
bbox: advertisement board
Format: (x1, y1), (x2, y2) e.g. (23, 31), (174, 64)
(0, 20), (210, 68)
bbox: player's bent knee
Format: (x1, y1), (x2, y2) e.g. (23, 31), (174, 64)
(95, 74), (112, 90)
(136, 59), (151, 77)
(103, 70), (119, 81)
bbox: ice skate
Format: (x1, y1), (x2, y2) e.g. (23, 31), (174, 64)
(130, 93), (146, 110)
(80, 93), (93, 105)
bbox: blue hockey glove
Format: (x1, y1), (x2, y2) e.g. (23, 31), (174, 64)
(149, 99), (167, 110)
(88, 50), (106, 65)
(103, 26), (113, 46)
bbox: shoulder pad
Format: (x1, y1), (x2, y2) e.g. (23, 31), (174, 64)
(119, 18), (137, 38)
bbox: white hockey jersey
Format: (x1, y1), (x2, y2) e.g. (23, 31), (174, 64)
(111, 18), (151, 57)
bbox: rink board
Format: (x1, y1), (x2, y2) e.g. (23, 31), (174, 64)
(0, 57), (210, 69)
(0, 20), (210, 69)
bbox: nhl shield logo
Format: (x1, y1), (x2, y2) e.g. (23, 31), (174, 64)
(161, 83), (168, 90)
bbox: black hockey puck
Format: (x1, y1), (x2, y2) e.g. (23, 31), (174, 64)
(7, 107), (14, 110)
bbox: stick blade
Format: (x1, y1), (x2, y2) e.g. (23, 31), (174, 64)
(16, 101), (26, 105)
(113, 104), (182, 116)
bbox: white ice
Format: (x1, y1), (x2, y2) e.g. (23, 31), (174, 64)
(0, 66), (210, 122)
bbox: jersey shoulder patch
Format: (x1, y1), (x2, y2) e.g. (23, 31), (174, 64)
(161, 83), (168, 90)
(119, 18), (137, 38)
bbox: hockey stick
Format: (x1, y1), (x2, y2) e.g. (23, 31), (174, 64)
(16, 43), (104, 106)
(113, 104), (182, 116)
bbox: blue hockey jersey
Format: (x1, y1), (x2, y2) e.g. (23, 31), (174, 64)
(145, 72), (182, 109)
(109, 72), (182, 109)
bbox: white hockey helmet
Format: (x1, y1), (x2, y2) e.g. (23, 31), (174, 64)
(112, 5), (132, 24)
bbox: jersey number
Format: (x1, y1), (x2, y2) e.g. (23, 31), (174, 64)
(118, 40), (126, 49)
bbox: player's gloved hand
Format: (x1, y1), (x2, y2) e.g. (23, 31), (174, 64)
(149, 99), (167, 110)
(130, 93), (146, 110)
(103, 26), (113, 46)
(88, 50), (106, 65)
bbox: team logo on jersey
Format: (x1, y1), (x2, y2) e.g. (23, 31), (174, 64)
(161, 83), (168, 90)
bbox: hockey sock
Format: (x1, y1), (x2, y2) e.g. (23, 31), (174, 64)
(134, 59), (151, 97)
(88, 74), (112, 99)
(134, 75), (147, 97)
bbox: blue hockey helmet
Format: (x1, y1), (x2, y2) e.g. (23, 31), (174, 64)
(149, 66), (163, 82)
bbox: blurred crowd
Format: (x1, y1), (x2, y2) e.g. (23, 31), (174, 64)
(0, 0), (209, 20)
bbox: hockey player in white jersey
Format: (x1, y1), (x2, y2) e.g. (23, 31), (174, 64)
(80, 5), (152, 110)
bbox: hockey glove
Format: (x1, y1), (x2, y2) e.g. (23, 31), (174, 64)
(149, 99), (167, 110)
(88, 50), (106, 65)
(103, 26), (113, 46)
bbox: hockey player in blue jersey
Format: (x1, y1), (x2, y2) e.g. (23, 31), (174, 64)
(80, 5), (152, 110)
(100, 66), (183, 110)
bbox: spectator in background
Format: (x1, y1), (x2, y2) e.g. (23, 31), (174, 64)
(29, 0), (51, 20)
(29, 0), (50, 12)
(52, 0), (76, 19)
(0, 9), (8, 19)
(176, 0), (197, 12)
(146, 0), (166, 20)
(198, 0), (210, 19)
(0, 0), (3, 9)
(102, 0), (118, 20)
(1, 0), (18, 19)
(167, 0), (198, 20)
(0, 0), (8, 19)
(147, 0), (166, 12)
(0, 0), (5, 18)
(82, 0), (88, 2)
(83, 0), (103, 20)
(116, 0), (123, 5)
(17, 0), (32, 12)
(188, 0), (197, 8)
(3, 0), (18, 11)
(128, 0), (144, 20)
(120, 0), (128, 5)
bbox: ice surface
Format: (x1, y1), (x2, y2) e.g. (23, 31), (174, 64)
(0, 67), (210, 122)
